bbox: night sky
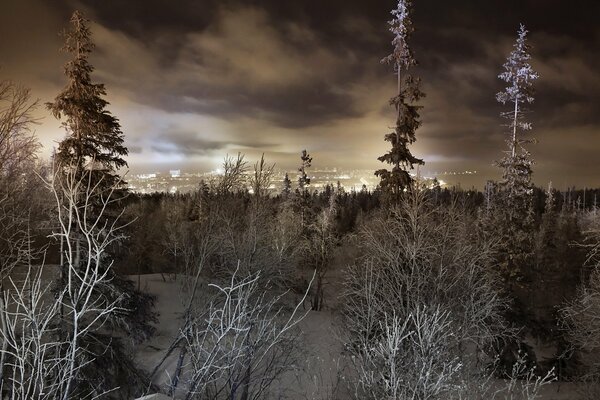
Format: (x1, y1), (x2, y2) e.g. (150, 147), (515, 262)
(1, 0), (598, 188)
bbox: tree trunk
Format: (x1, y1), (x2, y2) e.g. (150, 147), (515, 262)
(168, 345), (187, 397)
(0, 294), (6, 384)
(239, 362), (251, 400)
(312, 273), (323, 311)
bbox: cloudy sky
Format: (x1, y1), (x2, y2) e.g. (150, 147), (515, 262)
(1, 0), (598, 188)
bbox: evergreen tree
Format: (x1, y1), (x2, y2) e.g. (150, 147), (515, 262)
(375, 0), (424, 198)
(282, 172), (292, 197)
(298, 149), (312, 191)
(46, 11), (155, 398)
(536, 182), (558, 270)
(47, 11), (127, 190)
(496, 24), (538, 212)
(295, 150), (313, 228)
(494, 24), (539, 284)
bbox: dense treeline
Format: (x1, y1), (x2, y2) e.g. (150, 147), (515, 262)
(110, 172), (597, 396)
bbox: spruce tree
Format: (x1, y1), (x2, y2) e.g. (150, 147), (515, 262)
(494, 24), (539, 285)
(295, 150), (313, 227)
(298, 149), (312, 191)
(46, 11), (155, 398)
(282, 172), (292, 197)
(375, 0), (424, 198)
(47, 11), (127, 189)
(496, 24), (539, 206)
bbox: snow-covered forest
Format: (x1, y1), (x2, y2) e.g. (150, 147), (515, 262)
(0, 1), (599, 399)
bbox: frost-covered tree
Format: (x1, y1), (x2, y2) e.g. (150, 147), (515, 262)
(45, 11), (156, 398)
(0, 81), (46, 393)
(181, 268), (311, 400)
(496, 24), (539, 204)
(493, 24), (539, 286)
(307, 193), (338, 311)
(0, 166), (139, 400)
(561, 210), (600, 396)
(46, 11), (127, 191)
(375, 0), (424, 198)
(146, 164), (311, 398)
(342, 190), (521, 399)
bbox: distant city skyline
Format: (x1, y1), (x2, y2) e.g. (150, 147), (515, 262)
(1, 0), (598, 189)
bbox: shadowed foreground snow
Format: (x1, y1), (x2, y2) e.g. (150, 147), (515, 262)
(133, 274), (582, 400)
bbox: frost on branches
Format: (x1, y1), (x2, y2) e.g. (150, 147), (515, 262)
(375, 0), (424, 199)
(496, 24), (539, 206)
(492, 24), (539, 287)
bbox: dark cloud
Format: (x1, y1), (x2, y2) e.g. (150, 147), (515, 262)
(88, 5), (368, 129)
(149, 129), (276, 157)
(1, 0), (598, 187)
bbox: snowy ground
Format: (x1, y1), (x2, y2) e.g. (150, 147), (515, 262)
(132, 272), (584, 399)
(132, 272), (355, 399)
(3, 265), (585, 399)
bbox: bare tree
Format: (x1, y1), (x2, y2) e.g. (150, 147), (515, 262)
(160, 196), (186, 279)
(216, 153), (248, 195)
(251, 154), (275, 198)
(0, 80), (45, 390)
(210, 154), (298, 288)
(149, 206), (219, 396)
(461, 353), (554, 400)
(0, 81), (40, 184)
(560, 210), (600, 398)
(149, 156), (311, 398)
(271, 204), (304, 270)
(182, 265), (313, 400)
(0, 164), (129, 399)
(306, 192), (338, 311)
(342, 187), (512, 399)
(47, 164), (128, 399)
(0, 80), (41, 282)
(0, 265), (63, 400)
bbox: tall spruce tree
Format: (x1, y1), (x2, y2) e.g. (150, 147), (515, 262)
(375, 0), (424, 198)
(295, 149), (313, 227)
(282, 172), (292, 197)
(47, 11), (127, 188)
(494, 24), (539, 287)
(46, 11), (156, 398)
(298, 149), (312, 191)
(496, 24), (539, 206)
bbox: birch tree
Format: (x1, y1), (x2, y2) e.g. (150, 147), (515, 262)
(1, 166), (128, 400)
